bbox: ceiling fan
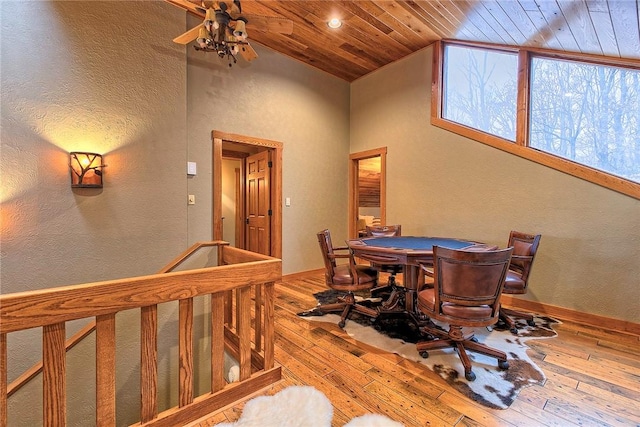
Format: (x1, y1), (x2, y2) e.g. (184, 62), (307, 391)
(166, 0), (294, 66)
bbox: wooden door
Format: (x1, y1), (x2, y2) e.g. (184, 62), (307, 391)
(245, 150), (271, 255)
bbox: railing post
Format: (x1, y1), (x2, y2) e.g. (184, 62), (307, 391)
(1, 333), (6, 427)
(237, 286), (251, 381)
(96, 314), (116, 426)
(140, 305), (158, 423)
(211, 292), (225, 392)
(178, 299), (194, 407)
(263, 282), (276, 370)
(43, 323), (66, 426)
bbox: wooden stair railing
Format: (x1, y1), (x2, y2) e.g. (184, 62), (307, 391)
(5, 241), (222, 399)
(0, 241), (282, 426)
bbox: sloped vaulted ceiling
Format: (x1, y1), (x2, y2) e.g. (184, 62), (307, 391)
(168, 0), (640, 81)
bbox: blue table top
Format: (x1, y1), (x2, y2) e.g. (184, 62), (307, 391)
(361, 236), (475, 251)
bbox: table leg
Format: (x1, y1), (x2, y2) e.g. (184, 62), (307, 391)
(404, 265), (418, 313)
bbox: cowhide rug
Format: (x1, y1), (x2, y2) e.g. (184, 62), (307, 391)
(298, 290), (560, 410)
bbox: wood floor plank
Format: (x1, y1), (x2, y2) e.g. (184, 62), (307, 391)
(193, 272), (640, 427)
(543, 351), (640, 392)
(508, 397), (581, 427)
(576, 381), (640, 422)
(324, 371), (424, 426)
(362, 379), (455, 427)
(536, 357), (640, 403)
(436, 391), (516, 426)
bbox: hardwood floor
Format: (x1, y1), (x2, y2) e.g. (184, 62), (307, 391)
(191, 272), (640, 427)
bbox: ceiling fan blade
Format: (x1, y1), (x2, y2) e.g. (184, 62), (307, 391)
(243, 15), (293, 35)
(173, 23), (203, 44)
(238, 42), (258, 62)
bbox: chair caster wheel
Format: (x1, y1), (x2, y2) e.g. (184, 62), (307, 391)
(338, 320), (346, 328)
(498, 360), (509, 370)
(420, 351), (429, 359)
(527, 319), (536, 327)
(510, 327), (519, 335)
(465, 371), (476, 381)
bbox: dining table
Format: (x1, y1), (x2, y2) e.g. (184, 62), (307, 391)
(346, 236), (488, 318)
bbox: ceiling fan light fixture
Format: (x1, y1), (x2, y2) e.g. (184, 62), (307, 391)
(233, 19), (248, 40)
(327, 18), (342, 29)
(197, 26), (211, 48)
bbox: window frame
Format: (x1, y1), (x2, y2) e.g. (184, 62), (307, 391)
(431, 40), (640, 200)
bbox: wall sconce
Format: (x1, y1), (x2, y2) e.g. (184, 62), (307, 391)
(69, 152), (105, 188)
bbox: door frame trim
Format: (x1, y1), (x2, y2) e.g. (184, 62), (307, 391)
(349, 147), (387, 238)
(212, 130), (283, 258)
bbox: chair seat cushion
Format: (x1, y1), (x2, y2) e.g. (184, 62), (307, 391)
(417, 288), (493, 319)
(332, 264), (377, 287)
(503, 270), (525, 293)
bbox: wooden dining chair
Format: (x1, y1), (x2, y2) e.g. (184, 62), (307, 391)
(299, 229), (378, 328)
(500, 231), (542, 334)
(415, 246), (513, 381)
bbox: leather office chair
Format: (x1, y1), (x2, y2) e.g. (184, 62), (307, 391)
(304, 229), (379, 328)
(415, 246), (513, 381)
(365, 225), (405, 309)
(500, 231), (542, 334)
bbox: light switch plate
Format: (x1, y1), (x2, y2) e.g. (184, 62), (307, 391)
(187, 162), (197, 176)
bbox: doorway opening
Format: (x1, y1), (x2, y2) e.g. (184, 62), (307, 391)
(349, 147), (387, 238)
(212, 131), (283, 258)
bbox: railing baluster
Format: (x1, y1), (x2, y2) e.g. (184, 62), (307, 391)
(178, 299), (194, 407)
(263, 282), (275, 370)
(211, 293), (225, 392)
(140, 305), (158, 423)
(254, 284), (263, 352)
(43, 323), (66, 426)
(1, 333), (7, 427)
(237, 286), (251, 381)
(96, 314), (116, 426)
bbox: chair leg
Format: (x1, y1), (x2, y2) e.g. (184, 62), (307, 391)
(500, 307), (536, 335)
(338, 304), (352, 329)
(455, 342), (476, 381)
(415, 326), (509, 381)
(298, 292), (377, 328)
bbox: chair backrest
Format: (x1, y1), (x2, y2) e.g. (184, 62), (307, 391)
(317, 229), (338, 279)
(432, 246), (514, 317)
(365, 224), (401, 237)
(507, 231), (541, 283)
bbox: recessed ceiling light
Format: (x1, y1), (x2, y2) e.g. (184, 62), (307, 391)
(327, 18), (342, 29)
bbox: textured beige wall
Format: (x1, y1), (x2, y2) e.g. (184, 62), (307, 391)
(184, 13), (351, 273)
(1, 1), (349, 424)
(1, 2), (188, 425)
(350, 45), (640, 324)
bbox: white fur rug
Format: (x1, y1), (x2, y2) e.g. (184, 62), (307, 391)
(214, 386), (403, 427)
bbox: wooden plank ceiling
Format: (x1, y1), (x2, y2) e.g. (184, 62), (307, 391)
(172, 1), (640, 81)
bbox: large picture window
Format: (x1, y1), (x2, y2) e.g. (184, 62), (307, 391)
(530, 57), (640, 183)
(443, 44), (517, 141)
(432, 41), (640, 199)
